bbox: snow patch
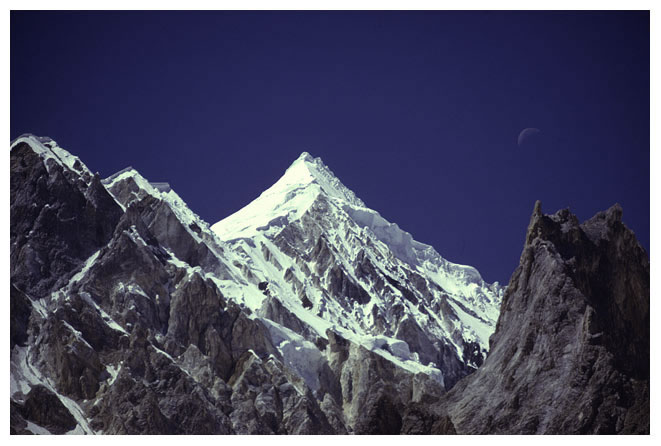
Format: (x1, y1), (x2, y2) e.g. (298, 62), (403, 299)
(260, 318), (325, 391)
(31, 298), (49, 318)
(25, 421), (52, 435)
(334, 329), (444, 385)
(69, 250), (101, 287)
(105, 363), (121, 386)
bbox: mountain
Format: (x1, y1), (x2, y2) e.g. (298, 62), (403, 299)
(438, 201), (650, 434)
(10, 135), (500, 434)
(9, 135), (649, 435)
(210, 152), (503, 389)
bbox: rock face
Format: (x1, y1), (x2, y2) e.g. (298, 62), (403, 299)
(10, 136), (122, 299)
(440, 201), (649, 434)
(9, 135), (649, 435)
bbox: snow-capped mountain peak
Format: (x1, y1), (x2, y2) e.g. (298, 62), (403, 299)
(209, 149), (504, 389)
(294, 150), (315, 162)
(212, 152), (364, 241)
(277, 151), (365, 208)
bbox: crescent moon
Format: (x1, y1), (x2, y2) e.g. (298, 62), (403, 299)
(518, 128), (540, 146)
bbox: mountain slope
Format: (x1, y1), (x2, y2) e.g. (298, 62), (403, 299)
(211, 152), (503, 388)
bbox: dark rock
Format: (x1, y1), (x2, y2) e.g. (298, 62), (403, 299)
(32, 315), (105, 400)
(10, 284), (32, 348)
(16, 385), (78, 434)
(10, 400), (31, 435)
(400, 403), (456, 435)
(326, 329), (446, 434)
(166, 272), (234, 379)
(10, 142), (122, 297)
(328, 265), (371, 305)
(442, 202), (649, 434)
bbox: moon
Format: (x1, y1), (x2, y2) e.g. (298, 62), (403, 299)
(517, 128), (541, 146)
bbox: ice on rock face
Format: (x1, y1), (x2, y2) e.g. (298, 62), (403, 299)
(210, 151), (503, 387)
(10, 346), (95, 434)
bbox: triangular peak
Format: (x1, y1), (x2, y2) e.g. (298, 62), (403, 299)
(279, 151), (365, 208)
(212, 151), (365, 241)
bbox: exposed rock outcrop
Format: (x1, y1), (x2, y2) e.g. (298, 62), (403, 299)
(10, 139), (122, 298)
(325, 330), (447, 434)
(440, 201), (649, 434)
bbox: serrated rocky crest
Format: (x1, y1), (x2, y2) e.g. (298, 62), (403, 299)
(438, 201), (650, 434)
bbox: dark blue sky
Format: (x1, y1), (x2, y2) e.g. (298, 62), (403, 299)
(11, 11), (649, 284)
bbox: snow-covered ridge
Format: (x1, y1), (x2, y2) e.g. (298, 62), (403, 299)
(343, 201), (500, 338)
(102, 166), (214, 245)
(213, 151), (490, 288)
(11, 133), (92, 178)
(343, 205), (423, 265)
